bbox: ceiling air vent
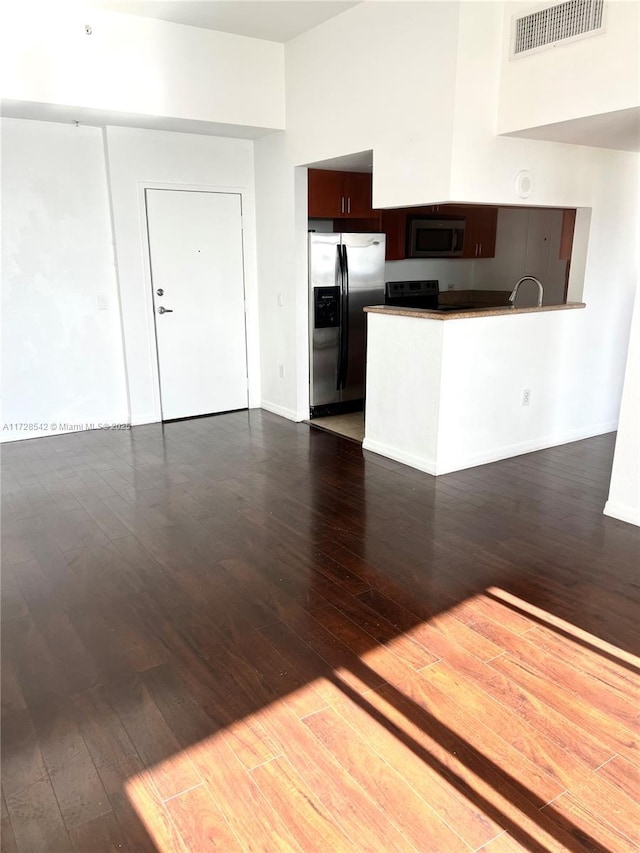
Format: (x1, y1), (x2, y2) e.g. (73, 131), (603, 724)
(512, 0), (605, 57)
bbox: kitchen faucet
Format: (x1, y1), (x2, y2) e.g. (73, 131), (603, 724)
(509, 276), (544, 308)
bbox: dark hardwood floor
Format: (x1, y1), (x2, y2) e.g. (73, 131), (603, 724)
(1, 411), (639, 852)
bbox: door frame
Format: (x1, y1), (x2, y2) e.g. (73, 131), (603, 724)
(138, 181), (258, 423)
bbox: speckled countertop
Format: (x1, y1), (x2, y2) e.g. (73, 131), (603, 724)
(364, 303), (586, 320)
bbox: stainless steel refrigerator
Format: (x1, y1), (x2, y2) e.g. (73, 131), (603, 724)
(309, 232), (386, 417)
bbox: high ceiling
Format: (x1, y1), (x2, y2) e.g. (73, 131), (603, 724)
(91, 0), (361, 42)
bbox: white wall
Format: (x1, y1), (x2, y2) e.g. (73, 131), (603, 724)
(254, 133), (309, 421)
(1, 3), (285, 133)
(498, 1), (640, 134)
(285, 1), (460, 207)
(472, 207), (568, 304)
(104, 126), (260, 425)
(1, 118), (128, 441)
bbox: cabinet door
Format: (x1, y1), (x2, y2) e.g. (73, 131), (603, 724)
(343, 172), (373, 217)
(475, 207), (498, 258)
(463, 206), (498, 258)
(381, 210), (406, 260)
(308, 169), (345, 218)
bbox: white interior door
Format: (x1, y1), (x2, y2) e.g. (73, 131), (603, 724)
(146, 189), (248, 420)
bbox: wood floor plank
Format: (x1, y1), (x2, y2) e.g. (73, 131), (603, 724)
(276, 603), (387, 696)
(487, 626), (640, 733)
(257, 701), (418, 853)
(523, 625), (640, 699)
(396, 667), (565, 806)
(420, 663), (640, 845)
(427, 656), (615, 769)
(104, 674), (202, 802)
(596, 755), (640, 802)
(169, 646), (281, 771)
(0, 657), (26, 720)
(30, 698), (111, 831)
(164, 785), (242, 852)
(0, 710), (48, 800)
(489, 653), (640, 768)
(2, 616), (68, 708)
(249, 756), (358, 851)
(322, 679), (506, 850)
(540, 792), (638, 852)
(0, 818), (19, 853)
(124, 773), (188, 853)
(310, 604), (420, 686)
(365, 680), (597, 852)
(4, 776), (70, 853)
(304, 706), (469, 852)
(69, 811), (128, 852)
(477, 832), (533, 852)
(330, 592), (439, 669)
(185, 732), (303, 853)
(73, 687), (160, 852)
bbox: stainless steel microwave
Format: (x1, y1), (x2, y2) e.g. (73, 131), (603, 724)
(407, 217), (465, 258)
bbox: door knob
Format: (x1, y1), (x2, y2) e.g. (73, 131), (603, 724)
(158, 306), (173, 314)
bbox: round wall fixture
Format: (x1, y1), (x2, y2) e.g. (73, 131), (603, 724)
(515, 169), (533, 199)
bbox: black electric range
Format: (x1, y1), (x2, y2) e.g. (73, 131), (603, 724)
(384, 280), (476, 312)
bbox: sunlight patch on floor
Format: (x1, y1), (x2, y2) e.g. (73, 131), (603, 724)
(487, 586), (640, 670)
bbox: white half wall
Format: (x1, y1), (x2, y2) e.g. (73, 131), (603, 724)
(435, 309), (612, 474)
(1, 3), (285, 133)
(364, 313), (444, 474)
(104, 126), (260, 425)
(364, 307), (614, 477)
(1, 118), (128, 441)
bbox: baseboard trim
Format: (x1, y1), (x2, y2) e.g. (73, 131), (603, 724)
(260, 401), (304, 422)
(362, 438), (437, 475)
(436, 421), (618, 475)
(130, 412), (160, 427)
(603, 500), (640, 527)
(363, 422), (617, 477)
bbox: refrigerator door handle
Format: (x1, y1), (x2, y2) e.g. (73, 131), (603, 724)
(341, 245), (350, 389)
(336, 244), (345, 391)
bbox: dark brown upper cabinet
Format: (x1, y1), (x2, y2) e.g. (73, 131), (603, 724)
(308, 169), (374, 219)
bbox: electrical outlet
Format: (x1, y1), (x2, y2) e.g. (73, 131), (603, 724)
(522, 388), (531, 406)
(97, 294), (109, 311)
(278, 364), (285, 379)
(447, 283), (455, 290)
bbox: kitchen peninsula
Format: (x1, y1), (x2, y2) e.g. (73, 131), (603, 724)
(363, 302), (586, 475)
